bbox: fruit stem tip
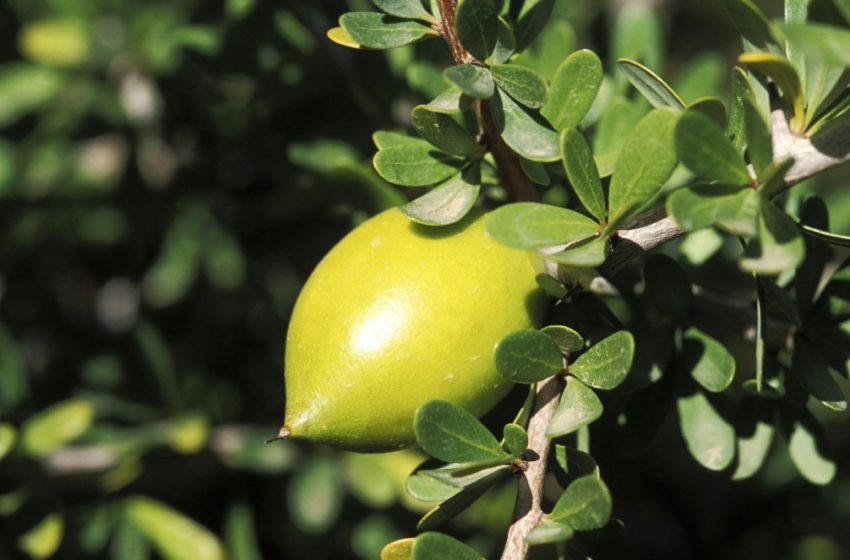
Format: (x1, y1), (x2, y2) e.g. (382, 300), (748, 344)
(265, 425), (292, 444)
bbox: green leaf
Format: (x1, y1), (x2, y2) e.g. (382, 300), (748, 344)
(644, 254), (693, 319)
(485, 202), (600, 249)
(326, 26), (361, 49)
(781, 22), (850, 68)
(18, 512), (64, 560)
(608, 108), (679, 227)
(570, 331), (634, 390)
(547, 237), (609, 268)
(373, 145), (463, 186)
(414, 400), (507, 463)
(553, 445), (599, 484)
(593, 96), (644, 177)
(490, 64), (547, 109)
(455, 0), (498, 60)
(411, 105), (481, 156)
(541, 50), (604, 131)
(520, 157), (550, 185)
(723, 0), (782, 51)
(732, 399), (775, 481)
(728, 67), (751, 153)
(0, 64), (63, 128)
(406, 461), (510, 503)
(427, 88), (473, 114)
(673, 53), (725, 104)
(402, 171), (480, 226)
(373, 131), (432, 150)
(525, 520), (574, 545)
(412, 532), (484, 560)
(666, 183), (759, 237)
(514, 0), (555, 51)
(443, 64), (495, 99)
(489, 17), (516, 64)
(536, 274), (567, 299)
(494, 329), (564, 383)
(546, 376), (603, 437)
(490, 88), (560, 161)
(0, 423), (15, 461)
(542, 325), (584, 353)
(340, 12), (436, 50)
(676, 390), (735, 471)
(125, 496), (225, 560)
(741, 199), (805, 274)
(503, 423), (529, 456)
(688, 97), (727, 127)
(610, 4), (663, 76)
(617, 59), (685, 110)
(792, 336), (846, 411)
(20, 398), (94, 457)
(786, 409), (836, 485)
(416, 467), (510, 530)
(757, 158), (794, 199)
(682, 327), (735, 393)
(372, 0), (436, 22)
(560, 128), (606, 222)
(286, 457), (342, 534)
(382, 538), (414, 560)
(739, 52), (805, 131)
(549, 475), (612, 531)
(743, 97), (773, 180)
(675, 109), (750, 185)
(224, 502), (262, 560)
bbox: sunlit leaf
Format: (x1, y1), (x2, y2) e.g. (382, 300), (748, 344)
(560, 128), (606, 222)
(617, 59), (685, 110)
(549, 475), (612, 531)
(495, 329), (564, 384)
(20, 398), (94, 457)
(125, 496), (224, 560)
(570, 331), (634, 390)
(490, 88), (560, 161)
(486, 202), (599, 249)
(677, 390), (735, 471)
(340, 12), (437, 49)
(412, 532), (484, 560)
(541, 50), (603, 130)
(547, 376), (603, 437)
(414, 400), (508, 463)
(608, 108), (679, 228)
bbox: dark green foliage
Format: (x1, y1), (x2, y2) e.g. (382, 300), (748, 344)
(6, 1), (850, 559)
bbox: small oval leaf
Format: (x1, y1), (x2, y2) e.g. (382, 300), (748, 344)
(414, 400), (507, 463)
(546, 376), (603, 438)
(549, 475), (612, 531)
(570, 331), (634, 390)
(495, 329), (564, 384)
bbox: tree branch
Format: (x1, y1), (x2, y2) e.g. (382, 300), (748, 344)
(500, 376), (563, 560)
(435, 0), (537, 202)
(596, 102), (850, 277)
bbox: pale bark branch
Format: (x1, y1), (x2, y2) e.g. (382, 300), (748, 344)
(500, 376), (564, 560)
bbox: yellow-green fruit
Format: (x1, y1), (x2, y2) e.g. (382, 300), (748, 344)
(282, 208), (546, 452)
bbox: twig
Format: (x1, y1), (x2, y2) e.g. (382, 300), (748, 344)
(435, 0), (537, 202)
(500, 376), (564, 560)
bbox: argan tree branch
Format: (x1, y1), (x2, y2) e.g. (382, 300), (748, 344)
(435, 0), (538, 202)
(500, 376), (564, 560)
(599, 104), (850, 277)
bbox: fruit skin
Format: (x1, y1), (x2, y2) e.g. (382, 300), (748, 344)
(282, 207), (547, 452)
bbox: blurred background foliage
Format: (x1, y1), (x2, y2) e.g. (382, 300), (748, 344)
(0, 0), (849, 558)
